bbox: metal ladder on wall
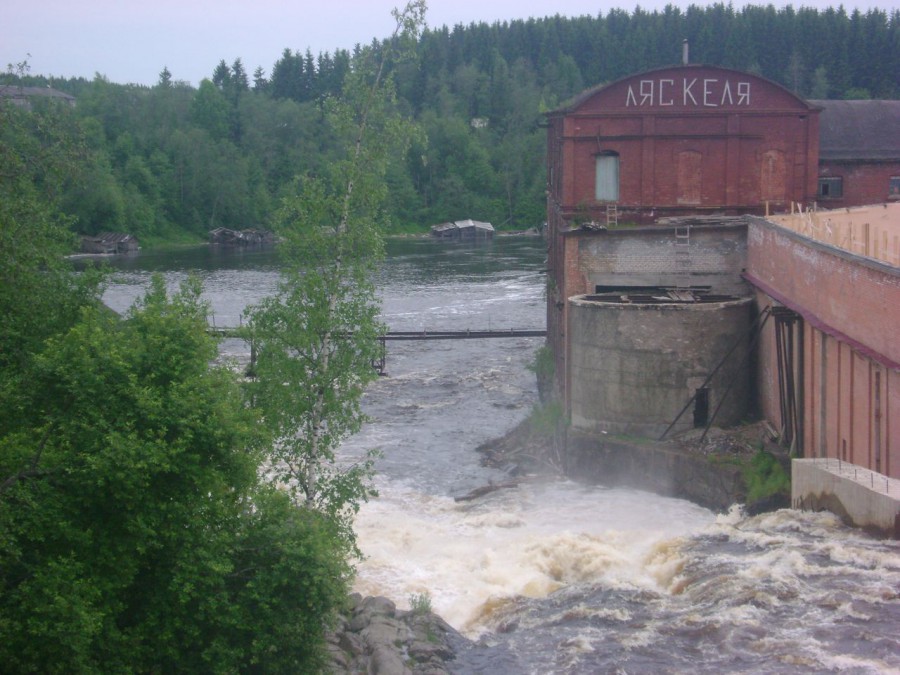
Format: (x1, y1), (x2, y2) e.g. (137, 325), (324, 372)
(674, 225), (692, 290)
(606, 203), (618, 227)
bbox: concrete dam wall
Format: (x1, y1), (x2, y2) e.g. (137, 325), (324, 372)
(567, 293), (754, 439)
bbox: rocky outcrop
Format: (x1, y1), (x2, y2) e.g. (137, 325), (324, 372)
(326, 594), (472, 674)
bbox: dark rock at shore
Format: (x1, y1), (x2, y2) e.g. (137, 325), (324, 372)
(745, 492), (791, 515)
(475, 418), (564, 476)
(326, 594), (474, 674)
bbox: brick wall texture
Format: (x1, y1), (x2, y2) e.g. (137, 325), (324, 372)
(818, 161), (900, 209)
(546, 65), (820, 225)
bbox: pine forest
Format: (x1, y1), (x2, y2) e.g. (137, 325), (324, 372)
(4, 4), (899, 242)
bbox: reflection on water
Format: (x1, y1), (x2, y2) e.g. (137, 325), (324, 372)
(101, 237), (900, 673)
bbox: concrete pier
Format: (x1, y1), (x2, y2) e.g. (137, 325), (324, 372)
(792, 458), (900, 538)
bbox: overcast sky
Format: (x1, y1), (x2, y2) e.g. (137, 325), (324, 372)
(5, 0), (897, 87)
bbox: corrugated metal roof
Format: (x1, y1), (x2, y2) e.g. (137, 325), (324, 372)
(430, 220), (494, 232)
(95, 232), (136, 243)
(809, 99), (900, 162)
(455, 219), (494, 231)
(0, 85), (75, 102)
(431, 222), (457, 233)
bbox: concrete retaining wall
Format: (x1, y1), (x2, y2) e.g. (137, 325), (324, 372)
(566, 430), (747, 511)
(568, 294), (753, 438)
(576, 225), (750, 296)
(792, 458), (900, 538)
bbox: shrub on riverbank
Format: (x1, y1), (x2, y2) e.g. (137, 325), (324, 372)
(744, 449), (791, 504)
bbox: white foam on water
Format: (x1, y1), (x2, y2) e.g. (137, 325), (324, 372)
(353, 478), (715, 636)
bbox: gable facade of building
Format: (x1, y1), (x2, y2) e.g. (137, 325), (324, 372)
(545, 64), (821, 230)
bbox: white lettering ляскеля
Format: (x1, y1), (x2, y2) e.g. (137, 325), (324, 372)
(625, 78), (751, 107)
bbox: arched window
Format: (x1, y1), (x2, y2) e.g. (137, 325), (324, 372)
(595, 151), (619, 201)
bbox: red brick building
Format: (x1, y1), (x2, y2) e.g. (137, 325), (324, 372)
(812, 100), (900, 208)
(545, 64), (821, 228)
(545, 64), (821, 401)
(545, 64), (900, 483)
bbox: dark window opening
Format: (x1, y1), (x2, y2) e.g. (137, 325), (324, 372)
(693, 387), (709, 428)
(817, 177), (843, 199)
(889, 176), (900, 200)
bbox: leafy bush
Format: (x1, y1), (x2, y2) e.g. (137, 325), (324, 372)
(744, 450), (791, 503)
(0, 278), (351, 672)
(527, 344), (555, 380)
(529, 401), (566, 438)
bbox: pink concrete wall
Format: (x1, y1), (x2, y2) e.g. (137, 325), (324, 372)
(799, 330), (898, 478)
(747, 218), (899, 478)
(747, 222), (900, 365)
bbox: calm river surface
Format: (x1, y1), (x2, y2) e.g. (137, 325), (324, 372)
(101, 237), (900, 673)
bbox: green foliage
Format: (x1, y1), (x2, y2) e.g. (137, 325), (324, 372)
(244, 2), (426, 556)
(528, 344), (556, 404)
(243, 189), (384, 548)
(0, 277), (352, 672)
(5, 6), (898, 240)
(527, 344), (555, 381)
(743, 449), (791, 503)
(1, 79), (355, 667)
(408, 591), (433, 615)
(529, 401), (566, 438)
(0, 93), (105, 384)
(843, 87), (872, 100)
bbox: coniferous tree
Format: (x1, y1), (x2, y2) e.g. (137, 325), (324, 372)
(252, 65), (268, 92)
(5, 4), (899, 237)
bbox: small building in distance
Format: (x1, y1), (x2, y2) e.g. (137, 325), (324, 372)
(0, 85), (76, 109)
(430, 219), (494, 240)
(208, 227), (276, 247)
(81, 232), (139, 255)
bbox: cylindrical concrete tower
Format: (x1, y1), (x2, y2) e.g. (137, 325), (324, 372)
(567, 293), (754, 439)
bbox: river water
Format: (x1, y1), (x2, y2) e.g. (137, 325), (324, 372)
(101, 237), (900, 674)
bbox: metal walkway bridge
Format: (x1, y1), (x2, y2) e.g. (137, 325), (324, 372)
(208, 327), (545, 340)
(379, 329), (546, 341)
(208, 326), (547, 374)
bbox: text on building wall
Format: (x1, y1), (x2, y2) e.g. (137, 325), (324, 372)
(625, 79), (751, 107)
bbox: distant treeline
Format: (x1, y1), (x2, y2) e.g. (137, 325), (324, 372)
(5, 4), (898, 241)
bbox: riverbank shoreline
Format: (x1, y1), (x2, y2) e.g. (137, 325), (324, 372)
(476, 417), (790, 513)
(329, 419), (790, 673)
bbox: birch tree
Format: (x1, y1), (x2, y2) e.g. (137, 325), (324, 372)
(245, 1), (426, 552)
